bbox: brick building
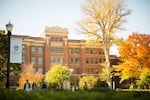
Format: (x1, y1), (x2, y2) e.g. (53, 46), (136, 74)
(10, 26), (117, 85)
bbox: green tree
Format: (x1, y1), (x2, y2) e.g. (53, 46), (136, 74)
(78, 0), (130, 88)
(0, 30), (7, 80)
(0, 29), (20, 80)
(45, 64), (70, 89)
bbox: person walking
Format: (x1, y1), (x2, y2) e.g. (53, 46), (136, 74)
(41, 80), (47, 90)
(24, 80), (30, 91)
(32, 82), (37, 91)
(84, 82), (88, 90)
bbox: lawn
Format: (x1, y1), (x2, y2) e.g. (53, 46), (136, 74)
(0, 89), (150, 100)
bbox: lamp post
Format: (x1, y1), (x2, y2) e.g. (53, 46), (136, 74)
(6, 21), (13, 89)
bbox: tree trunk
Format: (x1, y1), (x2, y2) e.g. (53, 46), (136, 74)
(104, 46), (112, 89)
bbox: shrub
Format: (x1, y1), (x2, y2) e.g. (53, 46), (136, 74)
(79, 76), (99, 90)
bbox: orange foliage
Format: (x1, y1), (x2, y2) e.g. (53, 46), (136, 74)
(114, 33), (150, 82)
(18, 63), (43, 88)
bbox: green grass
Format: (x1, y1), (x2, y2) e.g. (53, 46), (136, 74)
(0, 89), (150, 100)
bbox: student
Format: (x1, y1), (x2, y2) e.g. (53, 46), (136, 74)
(84, 82), (88, 90)
(24, 80), (30, 91)
(32, 82), (37, 91)
(41, 80), (47, 89)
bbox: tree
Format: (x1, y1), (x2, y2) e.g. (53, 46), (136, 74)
(99, 66), (110, 82)
(18, 63), (43, 88)
(78, 0), (130, 88)
(114, 33), (150, 84)
(79, 75), (99, 90)
(45, 64), (70, 89)
(0, 30), (7, 80)
(138, 69), (150, 89)
(0, 30), (20, 81)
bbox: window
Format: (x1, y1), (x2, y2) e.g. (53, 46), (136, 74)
(59, 47), (63, 53)
(86, 48), (93, 54)
(55, 57), (59, 64)
(60, 57), (64, 64)
(99, 58), (102, 63)
(98, 49), (104, 54)
(51, 37), (63, 42)
(51, 47), (55, 54)
(69, 48), (73, 54)
(51, 37), (54, 41)
(31, 46), (36, 52)
(91, 58), (93, 64)
(85, 48), (90, 54)
(93, 49), (97, 54)
(38, 47), (43, 53)
(75, 48), (79, 54)
(38, 68), (43, 73)
(98, 50), (102, 54)
(31, 57), (36, 63)
(51, 47), (64, 53)
(90, 49), (93, 54)
(22, 56), (26, 63)
(51, 57), (55, 64)
(95, 58), (98, 64)
(69, 58), (74, 64)
(86, 58), (89, 64)
(93, 58), (96, 64)
(55, 47), (58, 53)
(75, 58), (80, 64)
(58, 37), (63, 42)
(38, 57), (43, 64)
(22, 45), (26, 52)
(55, 37), (58, 41)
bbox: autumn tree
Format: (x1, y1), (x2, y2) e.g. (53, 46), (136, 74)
(139, 69), (150, 89)
(45, 64), (70, 89)
(78, 0), (130, 88)
(79, 75), (99, 90)
(114, 33), (150, 85)
(18, 63), (43, 88)
(99, 66), (110, 82)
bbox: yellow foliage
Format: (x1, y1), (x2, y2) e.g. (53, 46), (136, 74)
(99, 67), (110, 82)
(79, 75), (99, 90)
(45, 64), (70, 85)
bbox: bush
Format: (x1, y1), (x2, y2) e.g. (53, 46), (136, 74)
(79, 76), (99, 90)
(79, 76), (109, 91)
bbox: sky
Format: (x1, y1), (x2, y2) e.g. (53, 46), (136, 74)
(0, 0), (150, 55)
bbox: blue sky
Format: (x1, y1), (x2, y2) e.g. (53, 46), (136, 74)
(119, 0), (150, 39)
(0, 0), (83, 37)
(0, 0), (150, 55)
